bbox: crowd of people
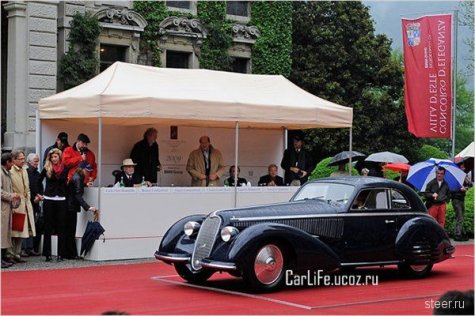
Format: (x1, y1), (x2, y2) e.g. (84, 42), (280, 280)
(3, 128), (471, 267)
(1, 129), (314, 268)
(1, 133), (99, 268)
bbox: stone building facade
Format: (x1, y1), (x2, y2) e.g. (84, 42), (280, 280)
(1, 1), (259, 152)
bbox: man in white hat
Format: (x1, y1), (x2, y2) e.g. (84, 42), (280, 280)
(114, 158), (150, 187)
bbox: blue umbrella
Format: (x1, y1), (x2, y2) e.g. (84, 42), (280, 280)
(81, 221), (105, 256)
(407, 158), (466, 191)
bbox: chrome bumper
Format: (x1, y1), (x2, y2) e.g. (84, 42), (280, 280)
(155, 251), (190, 263)
(155, 251), (237, 271)
(201, 258), (237, 271)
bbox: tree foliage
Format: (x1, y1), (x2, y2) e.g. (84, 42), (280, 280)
(134, 1), (169, 66)
(290, 1), (421, 164)
(417, 144), (449, 161)
(453, 73), (474, 152)
(251, 1), (292, 76)
(459, 1), (474, 75)
(59, 13), (101, 90)
(197, 1), (233, 71)
(309, 157), (358, 180)
(135, 1), (291, 74)
(446, 187), (474, 237)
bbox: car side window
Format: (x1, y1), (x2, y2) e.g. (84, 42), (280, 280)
(390, 189), (411, 209)
(351, 190), (371, 210)
(352, 189), (389, 210)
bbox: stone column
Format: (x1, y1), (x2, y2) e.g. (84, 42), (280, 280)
(3, 1), (28, 151)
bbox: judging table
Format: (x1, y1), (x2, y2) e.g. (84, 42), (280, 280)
(76, 186), (299, 261)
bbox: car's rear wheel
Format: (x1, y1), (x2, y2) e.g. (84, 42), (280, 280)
(242, 242), (287, 292)
(174, 263), (214, 284)
(398, 263), (433, 278)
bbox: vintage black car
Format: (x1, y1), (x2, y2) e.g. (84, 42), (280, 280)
(155, 177), (455, 291)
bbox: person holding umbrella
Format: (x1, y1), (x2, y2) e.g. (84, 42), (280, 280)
(384, 163), (414, 190)
(331, 163), (348, 177)
(424, 167), (450, 227)
(328, 150), (365, 177)
(451, 161), (472, 241)
(66, 161), (99, 259)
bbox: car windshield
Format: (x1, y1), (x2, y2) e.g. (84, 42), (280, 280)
(292, 182), (355, 205)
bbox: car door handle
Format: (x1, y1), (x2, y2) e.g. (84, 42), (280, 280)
(385, 220), (395, 224)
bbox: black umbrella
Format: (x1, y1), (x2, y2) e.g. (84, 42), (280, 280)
(327, 151), (366, 166)
(80, 221), (105, 256)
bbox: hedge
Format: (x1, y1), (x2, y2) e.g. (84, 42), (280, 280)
(309, 157), (359, 180)
(417, 144), (449, 162)
(445, 187), (474, 237)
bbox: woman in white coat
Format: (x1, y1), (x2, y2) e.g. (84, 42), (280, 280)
(2, 153), (20, 267)
(9, 150), (36, 262)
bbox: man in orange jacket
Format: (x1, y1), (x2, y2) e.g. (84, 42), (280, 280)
(62, 133), (97, 186)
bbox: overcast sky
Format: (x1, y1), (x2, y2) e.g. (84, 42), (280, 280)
(364, 0), (474, 87)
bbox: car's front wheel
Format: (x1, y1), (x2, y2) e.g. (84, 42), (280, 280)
(242, 242), (287, 292)
(398, 263), (433, 278)
(174, 263), (214, 284)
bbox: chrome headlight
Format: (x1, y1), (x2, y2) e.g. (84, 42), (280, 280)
(184, 221), (200, 236)
(221, 226), (239, 242)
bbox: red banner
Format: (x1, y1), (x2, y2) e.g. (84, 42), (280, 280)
(402, 14), (452, 138)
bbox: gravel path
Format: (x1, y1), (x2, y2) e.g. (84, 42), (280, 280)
(2, 255), (156, 271)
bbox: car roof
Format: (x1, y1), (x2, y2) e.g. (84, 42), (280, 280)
(310, 176), (406, 189)
(306, 176), (425, 210)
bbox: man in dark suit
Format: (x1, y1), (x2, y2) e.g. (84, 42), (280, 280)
(280, 133), (313, 186)
(258, 164), (284, 186)
(130, 128), (161, 184)
(225, 165), (248, 186)
(114, 159), (149, 187)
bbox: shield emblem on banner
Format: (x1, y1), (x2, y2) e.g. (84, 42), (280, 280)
(406, 23), (421, 47)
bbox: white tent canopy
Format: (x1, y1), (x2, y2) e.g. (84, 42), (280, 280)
(456, 141), (474, 158)
(39, 62), (352, 129)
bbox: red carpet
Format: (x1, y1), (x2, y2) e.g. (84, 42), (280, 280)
(1, 244), (473, 315)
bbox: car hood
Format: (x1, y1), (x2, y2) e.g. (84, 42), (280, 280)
(215, 199), (345, 223)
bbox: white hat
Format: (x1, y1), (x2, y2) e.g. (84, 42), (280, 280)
(121, 158), (137, 167)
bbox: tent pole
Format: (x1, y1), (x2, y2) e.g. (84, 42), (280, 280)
(284, 128), (288, 149)
(349, 127), (353, 176)
(98, 117), (102, 210)
(234, 121), (239, 208)
(36, 110), (41, 165)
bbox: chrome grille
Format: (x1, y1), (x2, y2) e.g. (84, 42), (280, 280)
(233, 218), (344, 239)
(191, 216), (221, 270)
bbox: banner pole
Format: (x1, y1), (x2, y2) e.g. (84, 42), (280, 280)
(451, 10), (458, 158)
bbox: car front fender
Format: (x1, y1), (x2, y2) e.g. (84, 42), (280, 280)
(159, 214), (206, 253)
(225, 223), (340, 273)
